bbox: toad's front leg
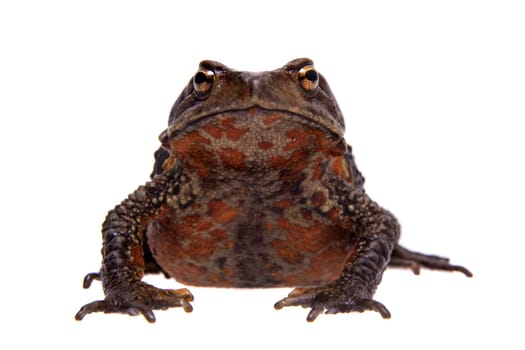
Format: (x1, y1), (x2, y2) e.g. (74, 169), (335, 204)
(275, 190), (400, 322)
(75, 168), (193, 323)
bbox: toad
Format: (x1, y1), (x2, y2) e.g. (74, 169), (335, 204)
(76, 58), (471, 322)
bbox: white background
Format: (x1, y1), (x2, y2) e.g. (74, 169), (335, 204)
(1, 0), (523, 348)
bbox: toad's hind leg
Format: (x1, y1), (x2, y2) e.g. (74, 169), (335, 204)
(388, 244), (473, 277)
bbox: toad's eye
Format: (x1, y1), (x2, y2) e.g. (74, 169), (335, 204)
(298, 65), (319, 92)
(193, 68), (214, 98)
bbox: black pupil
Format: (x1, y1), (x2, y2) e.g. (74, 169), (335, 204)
(305, 69), (318, 82)
(195, 71), (208, 84)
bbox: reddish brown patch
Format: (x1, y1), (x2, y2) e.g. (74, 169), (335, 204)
(175, 263), (209, 285)
(194, 219), (213, 232)
(218, 147), (245, 169)
(270, 270), (285, 282)
(187, 236), (217, 257)
(273, 218), (326, 265)
(169, 131), (216, 177)
(272, 150), (310, 181)
(209, 229), (234, 249)
(331, 156), (349, 180)
(169, 131), (211, 154)
(310, 156), (324, 181)
(303, 246), (349, 283)
(221, 117), (248, 141)
(331, 139), (348, 156)
(302, 209), (313, 220)
(311, 191), (326, 207)
(154, 154), (177, 174)
(272, 218), (354, 285)
(210, 228), (228, 240)
(223, 266), (235, 277)
(202, 124), (224, 139)
(274, 198), (293, 209)
(130, 243), (145, 278)
(269, 154), (287, 168)
(207, 273), (221, 284)
(327, 207), (339, 221)
(284, 129), (311, 151)
(208, 200), (239, 223)
(263, 113), (283, 125)
(272, 241), (301, 264)
(286, 150), (309, 176)
(172, 215), (213, 237)
(258, 141), (273, 150)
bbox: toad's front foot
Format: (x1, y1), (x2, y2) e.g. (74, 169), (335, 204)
(274, 284), (390, 322)
(75, 280), (194, 323)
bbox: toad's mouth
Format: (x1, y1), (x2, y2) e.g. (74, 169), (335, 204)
(166, 105), (344, 140)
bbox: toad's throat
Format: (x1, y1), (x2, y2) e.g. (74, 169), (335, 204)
(167, 108), (341, 177)
(168, 106), (342, 139)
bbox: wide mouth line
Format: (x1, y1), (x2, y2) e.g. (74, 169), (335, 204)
(168, 106), (342, 138)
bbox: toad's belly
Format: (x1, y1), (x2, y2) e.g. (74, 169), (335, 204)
(147, 202), (356, 288)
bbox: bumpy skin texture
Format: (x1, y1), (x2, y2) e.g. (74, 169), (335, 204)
(76, 58), (471, 323)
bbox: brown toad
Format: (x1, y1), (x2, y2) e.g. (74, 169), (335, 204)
(76, 58), (471, 322)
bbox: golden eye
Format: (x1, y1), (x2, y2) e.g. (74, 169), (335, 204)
(298, 65), (319, 92)
(193, 68), (214, 98)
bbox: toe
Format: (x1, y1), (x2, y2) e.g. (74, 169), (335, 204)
(135, 306), (156, 323)
(306, 306), (324, 322)
(274, 288), (317, 309)
(75, 300), (107, 320)
(366, 299), (391, 318)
